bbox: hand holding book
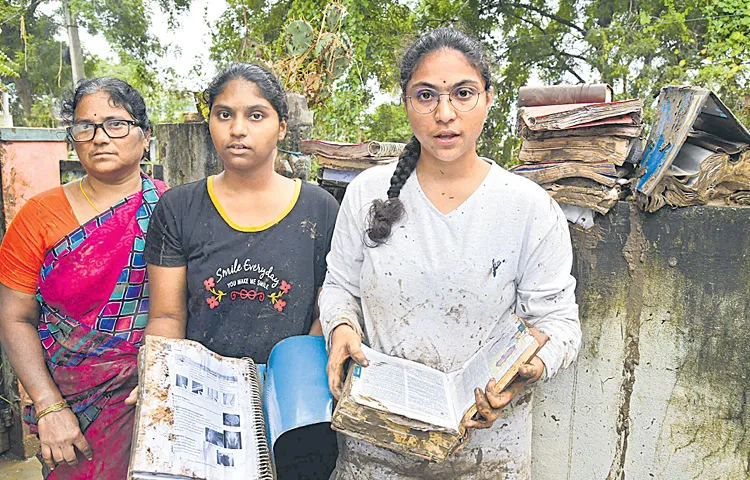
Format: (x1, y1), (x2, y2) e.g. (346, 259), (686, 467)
(330, 315), (543, 461)
(327, 323), (369, 400)
(124, 385), (138, 406)
(465, 325), (548, 430)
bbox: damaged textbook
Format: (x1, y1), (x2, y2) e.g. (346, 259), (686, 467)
(331, 317), (540, 462)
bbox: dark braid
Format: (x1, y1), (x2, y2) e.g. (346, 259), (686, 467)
(365, 136), (421, 246)
(365, 28), (491, 246)
(386, 137), (421, 198)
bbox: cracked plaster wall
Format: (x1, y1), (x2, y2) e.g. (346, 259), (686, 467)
(532, 201), (750, 480)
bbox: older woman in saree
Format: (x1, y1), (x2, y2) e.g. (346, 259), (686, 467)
(0, 77), (166, 479)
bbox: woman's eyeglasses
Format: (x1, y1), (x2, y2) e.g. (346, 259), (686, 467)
(67, 119), (141, 142)
(405, 86), (486, 114)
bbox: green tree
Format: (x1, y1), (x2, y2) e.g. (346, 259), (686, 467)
(93, 54), (193, 123)
(209, 0), (416, 142)
(215, 0), (748, 166)
(697, 0), (750, 117)
(361, 102), (412, 143)
(0, 0), (191, 126)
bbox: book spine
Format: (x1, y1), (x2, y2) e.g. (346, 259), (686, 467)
(127, 344), (148, 479)
(246, 360), (274, 480)
(517, 83), (613, 107)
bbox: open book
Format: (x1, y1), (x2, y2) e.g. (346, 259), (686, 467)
(128, 335), (335, 480)
(331, 317), (540, 462)
(636, 86), (750, 196)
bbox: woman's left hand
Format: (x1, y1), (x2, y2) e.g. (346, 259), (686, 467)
(464, 326), (549, 430)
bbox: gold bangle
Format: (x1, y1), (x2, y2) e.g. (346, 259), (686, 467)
(34, 400), (69, 422)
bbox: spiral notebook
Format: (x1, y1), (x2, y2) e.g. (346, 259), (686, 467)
(128, 336), (273, 480)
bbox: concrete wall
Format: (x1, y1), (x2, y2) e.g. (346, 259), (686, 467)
(155, 122), (222, 187)
(0, 127), (68, 457)
(532, 201), (750, 480)
(0, 128), (67, 227)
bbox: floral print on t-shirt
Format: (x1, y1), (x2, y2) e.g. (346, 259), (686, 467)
(203, 258), (292, 313)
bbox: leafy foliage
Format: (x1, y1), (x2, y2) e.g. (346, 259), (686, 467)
(93, 54), (193, 124)
(1, 0), (748, 161)
(0, 0), (191, 126)
(0, 49), (20, 81)
(361, 102), (412, 143)
(457, 0), (750, 163)
(210, 0), (416, 141)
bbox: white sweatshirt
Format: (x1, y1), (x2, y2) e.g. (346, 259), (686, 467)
(320, 161), (581, 480)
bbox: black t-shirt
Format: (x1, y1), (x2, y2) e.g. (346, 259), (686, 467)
(143, 177), (339, 362)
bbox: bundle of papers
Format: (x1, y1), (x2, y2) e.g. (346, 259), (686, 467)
(300, 140), (405, 160)
(300, 140), (405, 192)
(511, 85), (645, 217)
(517, 83), (613, 108)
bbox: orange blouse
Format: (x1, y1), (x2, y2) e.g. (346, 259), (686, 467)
(0, 187), (79, 294)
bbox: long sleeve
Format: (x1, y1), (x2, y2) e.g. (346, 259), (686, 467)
(515, 195), (581, 380)
(318, 184), (366, 348)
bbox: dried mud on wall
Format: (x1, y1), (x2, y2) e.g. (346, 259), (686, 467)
(532, 202), (750, 480)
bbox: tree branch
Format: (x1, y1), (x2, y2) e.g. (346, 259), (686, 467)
(504, 10), (586, 83)
(504, 9), (545, 33)
(562, 61), (586, 83)
(502, 2), (587, 36)
(558, 50), (588, 62)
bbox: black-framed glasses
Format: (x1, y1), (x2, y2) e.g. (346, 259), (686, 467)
(405, 86), (486, 114)
(67, 119), (141, 142)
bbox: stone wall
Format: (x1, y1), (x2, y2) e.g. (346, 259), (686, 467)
(532, 201), (750, 480)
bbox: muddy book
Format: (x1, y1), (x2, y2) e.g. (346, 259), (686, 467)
(510, 161), (618, 186)
(519, 136), (634, 166)
(517, 99), (644, 132)
(331, 317), (540, 462)
(316, 155), (399, 172)
(299, 139), (405, 159)
(128, 335), (335, 480)
(517, 83), (612, 107)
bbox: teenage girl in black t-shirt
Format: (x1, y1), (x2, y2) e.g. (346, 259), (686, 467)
(138, 62), (339, 358)
(129, 63), (340, 478)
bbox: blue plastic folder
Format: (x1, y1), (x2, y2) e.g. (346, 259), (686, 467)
(260, 335), (338, 478)
(261, 335), (333, 446)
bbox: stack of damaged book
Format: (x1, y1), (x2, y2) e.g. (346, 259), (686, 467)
(511, 84), (645, 220)
(300, 139), (405, 190)
(634, 86), (750, 212)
